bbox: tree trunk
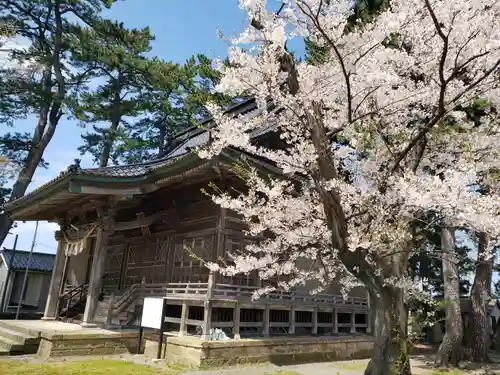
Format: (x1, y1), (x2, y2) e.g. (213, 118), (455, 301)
(0, 0), (65, 246)
(493, 318), (500, 351)
(305, 101), (413, 375)
(99, 73), (123, 168)
(435, 224), (463, 367)
(468, 232), (491, 362)
(364, 287), (411, 375)
(0, 84), (60, 246)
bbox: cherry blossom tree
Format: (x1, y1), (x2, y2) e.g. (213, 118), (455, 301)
(199, 1), (500, 374)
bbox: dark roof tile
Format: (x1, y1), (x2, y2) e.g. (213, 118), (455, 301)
(1, 249), (55, 272)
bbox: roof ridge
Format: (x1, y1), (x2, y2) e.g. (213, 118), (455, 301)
(1, 249), (55, 256)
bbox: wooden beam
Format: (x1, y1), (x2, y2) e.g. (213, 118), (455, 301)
(72, 183), (159, 196)
(95, 209), (175, 232)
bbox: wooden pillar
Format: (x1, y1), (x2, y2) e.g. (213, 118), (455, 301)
(201, 271), (214, 340)
(263, 305), (270, 337)
(289, 307), (296, 335)
(365, 289), (371, 334)
(42, 234), (67, 320)
(81, 227), (110, 327)
(179, 302), (188, 337)
(332, 308), (338, 334)
(162, 237), (171, 284)
(106, 291), (115, 326)
(350, 311), (356, 333)
(201, 300), (212, 340)
(312, 307), (318, 335)
(233, 302), (241, 340)
(118, 244), (129, 290)
(54, 255), (70, 319)
(215, 208), (226, 261)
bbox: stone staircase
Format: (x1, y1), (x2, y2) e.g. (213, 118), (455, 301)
(95, 294), (142, 328)
(0, 321), (40, 356)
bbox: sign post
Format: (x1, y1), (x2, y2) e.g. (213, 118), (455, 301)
(137, 297), (167, 359)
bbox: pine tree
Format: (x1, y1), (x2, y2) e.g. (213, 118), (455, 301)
(0, 0), (115, 245)
(71, 20), (153, 167)
(115, 54), (231, 164)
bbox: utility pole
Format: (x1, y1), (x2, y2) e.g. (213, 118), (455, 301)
(0, 234), (17, 312)
(15, 221), (39, 320)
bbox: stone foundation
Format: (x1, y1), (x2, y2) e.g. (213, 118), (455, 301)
(145, 335), (374, 368)
(37, 330), (143, 358)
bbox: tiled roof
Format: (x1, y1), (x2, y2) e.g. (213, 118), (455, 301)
(75, 155), (183, 178)
(0, 249), (55, 272)
(4, 97), (280, 211)
(165, 131), (211, 159)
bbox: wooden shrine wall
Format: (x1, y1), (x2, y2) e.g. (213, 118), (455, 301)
(102, 197), (222, 290)
(100, 192), (294, 291)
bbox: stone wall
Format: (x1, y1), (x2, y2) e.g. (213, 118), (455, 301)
(37, 330), (142, 358)
(145, 335), (374, 368)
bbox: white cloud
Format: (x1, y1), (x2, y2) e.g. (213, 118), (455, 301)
(0, 36), (39, 73)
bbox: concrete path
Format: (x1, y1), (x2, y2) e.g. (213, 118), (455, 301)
(180, 358), (404, 375)
(181, 362), (363, 375)
(5, 352), (500, 375)
(180, 355), (500, 375)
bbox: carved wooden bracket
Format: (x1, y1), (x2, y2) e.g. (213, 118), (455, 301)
(137, 212), (151, 237)
(54, 230), (63, 241)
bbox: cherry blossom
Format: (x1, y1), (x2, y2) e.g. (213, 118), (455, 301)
(199, 2), (500, 371)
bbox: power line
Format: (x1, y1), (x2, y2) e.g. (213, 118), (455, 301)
(35, 242), (56, 251)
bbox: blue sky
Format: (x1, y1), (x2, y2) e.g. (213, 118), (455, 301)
(3, 0), (305, 254)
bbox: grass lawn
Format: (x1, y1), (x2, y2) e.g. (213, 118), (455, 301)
(0, 359), (176, 375)
(0, 359), (299, 375)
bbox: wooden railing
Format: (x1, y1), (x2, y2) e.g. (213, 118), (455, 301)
(105, 280), (173, 325)
(213, 283), (368, 307)
(104, 278), (368, 326)
(57, 282), (89, 319)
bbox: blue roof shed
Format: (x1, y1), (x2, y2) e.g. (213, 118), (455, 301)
(0, 249), (55, 273)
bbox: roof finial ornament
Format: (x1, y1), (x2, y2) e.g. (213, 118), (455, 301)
(67, 158), (82, 173)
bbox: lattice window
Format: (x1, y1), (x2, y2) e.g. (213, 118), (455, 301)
(103, 245), (125, 289)
(220, 237), (258, 286)
(124, 237), (170, 286)
(171, 236), (213, 283)
(260, 254), (292, 288)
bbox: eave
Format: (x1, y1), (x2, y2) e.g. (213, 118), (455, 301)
(5, 148), (284, 222)
(5, 152), (207, 221)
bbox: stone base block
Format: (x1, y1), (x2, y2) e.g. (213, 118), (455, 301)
(145, 335), (374, 368)
(37, 330), (143, 358)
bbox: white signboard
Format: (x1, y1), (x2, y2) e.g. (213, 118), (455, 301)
(141, 297), (165, 329)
